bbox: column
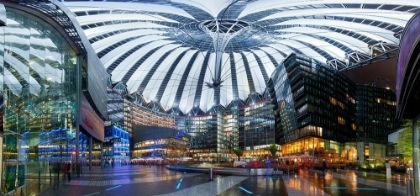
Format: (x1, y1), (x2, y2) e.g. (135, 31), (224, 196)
(413, 119), (419, 195)
(75, 55), (81, 177)
(356, 142), (365, 163)
(89, 136), (93, 171)
(100, 142), (104, 169)
(0, 134), (3, 190)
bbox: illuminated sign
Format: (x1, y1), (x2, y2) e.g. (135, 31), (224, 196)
(83, 118), (94, 130)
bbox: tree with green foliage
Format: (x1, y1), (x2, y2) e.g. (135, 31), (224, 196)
(399, 129), (413, 163)
(268, 143), (277, 157)
(232, 148), (243, 161)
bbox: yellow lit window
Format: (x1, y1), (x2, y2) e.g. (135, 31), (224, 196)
(337, 116), (345, 125)
(330, 97), (337, 105)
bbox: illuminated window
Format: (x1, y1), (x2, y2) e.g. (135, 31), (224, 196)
(346, 94), (355, 104)
(329, 97), (337, 105)
(337, 101), (345, 109)
(337, 116), (345, 125)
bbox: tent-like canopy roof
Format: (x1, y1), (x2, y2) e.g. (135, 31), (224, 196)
(61, 0), (416, 115)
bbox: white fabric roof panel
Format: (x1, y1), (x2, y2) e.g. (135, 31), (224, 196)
(112, 40), (175, 83)
(92, 29), (166, 51)
(261, 9), (412, 22)
(84, 22), (169, 38)
(101, 35), (170, 68)
(242, 0), (420, 17)
(179, 52), (205, 112)
(220, 53), (231, 107)
(276, 27), (369, 53)
(126, 44), (180, 94)
(77, 14), (179, 25)
(233, 52), (250, 101)
(60, 0), (411, 114)
(65, 2), (195, 19)
(144, 47), (190, 104)
(161, 50), (196, 108)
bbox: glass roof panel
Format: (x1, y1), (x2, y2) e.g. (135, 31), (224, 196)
(161, 50), (196, 109)
(253, 50), (276, 74)
(65, 2), (195, 19)
(102, 35), (169, 68)
(200, 60), (215, 112)
(221, 53), (233, 105)
(77, 14), (180, 25)
(179, 51), (205, 112)
(113, 40), (175, 84)
(144, 47), (189, 104)
(61, 0), (413, 114)
(233, 52), (249, 101)
(244, 52), (266, 94)
(92, 29), (166, 51)
(84, 22), (169, 37)
(172, 0), (232, 17)
(126, 44), (179, 94)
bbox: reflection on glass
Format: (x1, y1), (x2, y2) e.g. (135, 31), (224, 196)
(2, 8), (78, 195)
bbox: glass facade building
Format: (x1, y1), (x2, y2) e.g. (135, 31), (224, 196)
(240, 98), (276, 157)
(268, 54), (357, 160)
(0, 2), (108, 195)
(354, 85), (399, 162)
(103, 125), (130, 166)
(132, 126), (191, 158)
(175, 96), (275, 160)
(355, 85), (398, 143)
(1, 7), (79, 195)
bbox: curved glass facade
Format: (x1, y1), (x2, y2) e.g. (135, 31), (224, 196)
(269, 54), (357, 162)
(1, 7), (83, 195)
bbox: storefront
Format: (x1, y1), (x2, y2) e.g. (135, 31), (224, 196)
(281, 137), (344, 163)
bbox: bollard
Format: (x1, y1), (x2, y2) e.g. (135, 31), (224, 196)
(407, 179), (415, 196)
(209, 168), (213, 181)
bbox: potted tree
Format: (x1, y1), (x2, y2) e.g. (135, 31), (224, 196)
(268, 143), (277, 159)
(232, 148), (244, 161)
(232, 148), (245, 168)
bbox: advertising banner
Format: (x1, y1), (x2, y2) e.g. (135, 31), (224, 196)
(80, 94), (104, 142)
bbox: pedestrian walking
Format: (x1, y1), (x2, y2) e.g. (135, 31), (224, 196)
(67, 162), (71, 182)
(265, 157), (271, 176)
(246, 160), (252, 176)
(53, 162), (60, 189)
(322, 159), (327, 176)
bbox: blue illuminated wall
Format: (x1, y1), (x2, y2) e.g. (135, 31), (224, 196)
(104, 125), (130, 158)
